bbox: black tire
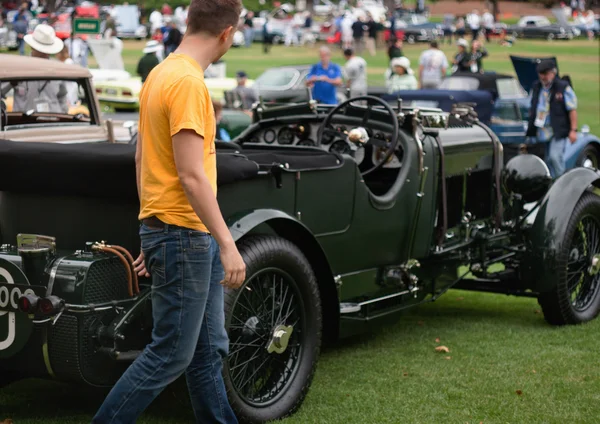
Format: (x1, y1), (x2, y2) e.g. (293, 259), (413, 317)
(538, 192), (600, 325)
(576, 144), (600, 170)
(223, 236), (322, 423)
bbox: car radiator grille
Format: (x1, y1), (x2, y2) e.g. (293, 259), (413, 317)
(84, 256), (130, 304)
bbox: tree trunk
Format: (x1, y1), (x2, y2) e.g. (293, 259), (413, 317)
(306, 0), (314, 13)
(491, 0), (500, 21)
(384, 0), (396, 13)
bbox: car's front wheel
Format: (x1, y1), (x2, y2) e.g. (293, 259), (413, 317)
(223, 235), (322, 423)
(538, 192), (600, 325)
(576, 144), (600, 170)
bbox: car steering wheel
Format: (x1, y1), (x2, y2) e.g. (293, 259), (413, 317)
(316, 95), (400, 176)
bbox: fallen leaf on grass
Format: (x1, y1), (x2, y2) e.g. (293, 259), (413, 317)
(456, 296), (464, 301)
(435, 345), (450, 353)
(435, 337), (441, 343)
(445, 356), (452, 360)
(417, 321), (425, 326)
(534, 310), (541, 314)
(403, 372), (409, 376)
(532, 369), (537, 373)
(516, 390), (523, 396)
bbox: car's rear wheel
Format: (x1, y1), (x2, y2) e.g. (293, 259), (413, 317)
(407, 34), (416, 44)
(547, 33), (555, 41)
(223, 236), (322, 423)
(538, 192), (600, 325)
(576, 144), (600, 170)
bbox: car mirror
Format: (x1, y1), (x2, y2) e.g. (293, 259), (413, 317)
(581, 124), (590, 134)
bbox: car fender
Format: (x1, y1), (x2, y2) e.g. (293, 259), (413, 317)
(565, 133), (600, 170)
(227, 208), (340, 340)
(526, 167), (600, 293)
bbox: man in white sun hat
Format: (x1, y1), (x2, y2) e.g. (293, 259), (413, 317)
(137, 40), (162, 83)
(1, 24), (68, 113)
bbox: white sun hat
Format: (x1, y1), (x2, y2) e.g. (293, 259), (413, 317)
(23, 23), (64, 55)
(391, 56), (414, 75)
(456, 38), (469, 48)
(143, 40), (162, 53)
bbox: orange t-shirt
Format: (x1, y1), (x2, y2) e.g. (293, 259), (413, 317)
(138, 53), (216, 233)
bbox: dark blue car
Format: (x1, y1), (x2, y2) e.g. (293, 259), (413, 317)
(383, 55), (600, 170)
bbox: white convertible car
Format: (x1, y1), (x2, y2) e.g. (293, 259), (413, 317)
(88, 38), (252, 111)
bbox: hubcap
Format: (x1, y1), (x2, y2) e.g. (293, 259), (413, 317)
(583, 157), (596, 169)
(589, 254), (600, 276)
(267, 324), (294, 354)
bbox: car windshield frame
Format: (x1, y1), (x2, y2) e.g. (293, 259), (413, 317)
(0, 76), (100, 130)
(496, 78), (528, 99)
(254, 68), (301, 91)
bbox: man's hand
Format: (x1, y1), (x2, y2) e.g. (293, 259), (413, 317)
(220, 243), (246, 289)
(133, 251), (150, 277)
(569, 129), (577, 144)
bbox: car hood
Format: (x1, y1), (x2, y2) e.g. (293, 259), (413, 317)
(509, 55), (559, 93)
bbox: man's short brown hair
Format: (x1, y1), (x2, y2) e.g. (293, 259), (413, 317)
(187, 0), (242, 37)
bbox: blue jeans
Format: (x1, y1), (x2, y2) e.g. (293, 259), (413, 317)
(244, 28), (254, 47)
(546, 136), (567, 178)
(93, 223), (237, 424)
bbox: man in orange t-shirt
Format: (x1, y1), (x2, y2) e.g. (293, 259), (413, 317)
(93, 0), (245, 422)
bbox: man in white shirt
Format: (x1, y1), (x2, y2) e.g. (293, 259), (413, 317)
(149, 9), (163, 33)
(467, 9), (481, 40)
(481, 8), (494, 42)
(343, 48), (367, 97)
(418, 41), (449, 89)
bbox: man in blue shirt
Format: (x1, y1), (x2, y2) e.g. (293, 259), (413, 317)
(306, 46), (343, 105)
(526, 59), (578, 178)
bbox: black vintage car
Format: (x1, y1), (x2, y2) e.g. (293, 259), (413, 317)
(1, 97), (600, 423)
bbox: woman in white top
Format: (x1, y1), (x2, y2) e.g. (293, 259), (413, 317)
(386, 57), (418, 93)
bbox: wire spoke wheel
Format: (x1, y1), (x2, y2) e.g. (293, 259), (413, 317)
(227, 269), (304, 407)
(539, 192), (600, 325)
(223, 236), (322, 423)
(567, 218), (600, 312)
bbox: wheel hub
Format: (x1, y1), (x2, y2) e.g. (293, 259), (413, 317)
(266, 324), (293, 354)
(589, 254), (600, 276)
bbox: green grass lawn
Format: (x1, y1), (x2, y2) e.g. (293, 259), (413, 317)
(97, 38), (599, 135)
(2, 290), (600, 423)
(1, 39), (599, 423)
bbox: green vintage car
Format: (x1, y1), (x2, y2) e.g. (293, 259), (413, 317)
(1, 96), (600, 423)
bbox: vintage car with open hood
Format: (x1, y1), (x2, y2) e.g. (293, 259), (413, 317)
(1, 95), (600, 423)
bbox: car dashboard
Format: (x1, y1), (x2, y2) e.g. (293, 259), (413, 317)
(237, 115), (402, 168)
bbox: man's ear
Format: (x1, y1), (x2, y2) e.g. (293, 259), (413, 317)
(220, 26), (234, 43)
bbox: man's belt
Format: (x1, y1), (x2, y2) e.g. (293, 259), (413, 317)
(141, 216), (165, 229)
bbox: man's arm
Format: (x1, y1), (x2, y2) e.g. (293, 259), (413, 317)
(418, 64), (424, 89)
(172, 130), (245, 287)
(565, 86), (578, 143)
(135, 133), (142, 199)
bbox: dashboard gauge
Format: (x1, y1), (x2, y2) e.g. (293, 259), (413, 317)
(321, 126), (336, 145)
(264, 129), (276, 144)
(278, 126), (295, 145)
(329, 140), (352, 155)
(297, 139), (315, 147)
(294, 123), (311, 140)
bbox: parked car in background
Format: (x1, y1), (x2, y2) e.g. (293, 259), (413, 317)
(252, 65), (387, 104)
(382, 55), (600, 171)
(508, 15), (578, 40)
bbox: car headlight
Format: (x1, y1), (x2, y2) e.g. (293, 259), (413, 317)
(420, 29), (427, 35)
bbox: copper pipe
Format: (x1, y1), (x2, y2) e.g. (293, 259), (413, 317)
(107, 245), (140, 295)
(93, 245), (133, 297)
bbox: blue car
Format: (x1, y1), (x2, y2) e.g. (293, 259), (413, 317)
(382, 55), (600, 171)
